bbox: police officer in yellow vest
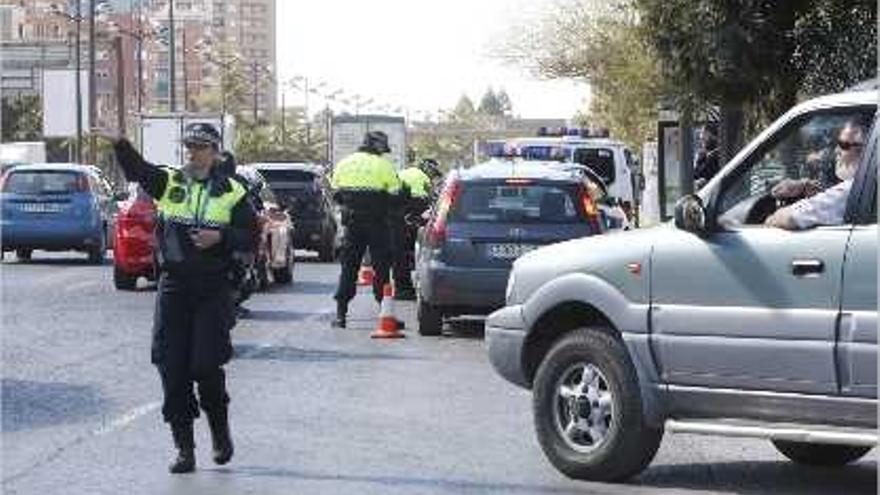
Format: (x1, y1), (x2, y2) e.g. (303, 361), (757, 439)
(111, 123), (257, 474)
(390, 160), (436, 299)
(331, 131), (401, 328)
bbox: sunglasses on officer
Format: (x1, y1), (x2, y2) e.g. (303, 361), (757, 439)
(837, 140), (864, 151)
(185, 142), (213, 151)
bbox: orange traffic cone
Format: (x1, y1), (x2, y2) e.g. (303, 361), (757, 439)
(371, 283), (405, 339)
(357, 265), (375, 286)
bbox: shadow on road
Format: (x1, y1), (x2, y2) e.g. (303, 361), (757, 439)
(1, 256), (99, 266)
(205, 465), (594, 494)
(1, 379), (110, 432)
(444, 319), (485, 340)
(268, 280), (336, 296)
(241, 309), (318, 322)
(635, 459), (877, 495)
(232, 343), (413, 363)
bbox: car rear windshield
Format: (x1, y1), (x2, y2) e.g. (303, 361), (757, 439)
(3, 171), (84, 194)
(448, 181), (583, 224)
(259, 169), (316, 184)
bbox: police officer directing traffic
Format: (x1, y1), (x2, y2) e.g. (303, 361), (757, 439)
(331, 130), (402, 328)
(390, 158), (440, 299)
(110, 123), (258, 474)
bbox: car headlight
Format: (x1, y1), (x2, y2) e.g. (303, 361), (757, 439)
(505, 270), (516, 303)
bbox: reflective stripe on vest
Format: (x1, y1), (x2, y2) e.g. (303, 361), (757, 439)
(398, 167), (431, 198)
(156, 168), (246, 228)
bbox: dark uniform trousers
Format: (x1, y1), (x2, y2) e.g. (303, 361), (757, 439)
(389, 209), (414, 294)
(334, 216), (391, 305)
(152, 273), (235, 424)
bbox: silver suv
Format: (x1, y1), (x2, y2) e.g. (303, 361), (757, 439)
(486, 90), (878, 481)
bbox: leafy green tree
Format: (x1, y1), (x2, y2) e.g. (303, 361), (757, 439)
(2, 95), (43, 142)
(498, 0), (665, 149)
(496, 89), (513, 117)
(451, 94), (477, 124)
(478, 87), (504, 116)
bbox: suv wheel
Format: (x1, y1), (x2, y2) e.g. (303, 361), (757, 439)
(772, 440), (871, 466)
(88, 230), (106, 265)
(272, 245), (294, 284)
(533, 327), (663, 482)
(113, 265), (138, 290)
(15, 249), (32, 262)
(417, 298), (443, 336)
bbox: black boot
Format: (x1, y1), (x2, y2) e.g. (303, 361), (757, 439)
(169, 421), (195, 474)
(331, 303), (347, 328)
(206, 408), (234, 465)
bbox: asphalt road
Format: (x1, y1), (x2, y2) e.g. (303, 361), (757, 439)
(2, 251), (876, 495)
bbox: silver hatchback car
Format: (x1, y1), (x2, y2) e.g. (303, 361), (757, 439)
(487, 90), (878, 481)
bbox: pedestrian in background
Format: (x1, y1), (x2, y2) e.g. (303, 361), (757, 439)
(694, 123), (720, 189)
(109, 123), (257, 473)
(330, 131), (401, 328)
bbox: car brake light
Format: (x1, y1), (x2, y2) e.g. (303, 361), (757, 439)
(505, 178), (533, 185)
(427, 180), (460, 247)
(578, 184), (602, 232)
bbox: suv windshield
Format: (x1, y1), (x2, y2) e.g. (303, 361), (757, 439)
(3, 171), (84, 195)
(259, 169), (316, 183)
(448, 181), (583, 224)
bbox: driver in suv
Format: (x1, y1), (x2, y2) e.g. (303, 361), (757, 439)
(766, 121), (867, 230)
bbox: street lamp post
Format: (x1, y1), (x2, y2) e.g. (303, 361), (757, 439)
(169, 0), (176, 112)
(49, 2), (84, 163)
(88, 0), (97, 164)
(251, 61), (259, 124)
(182, 29), (188, 112)
(75, 1), (83, 163)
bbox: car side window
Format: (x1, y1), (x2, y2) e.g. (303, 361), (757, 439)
(848, 118), (878, 225)
(717, 109), (874, 226)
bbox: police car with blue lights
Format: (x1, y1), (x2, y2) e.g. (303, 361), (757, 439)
(479, 127), (639, 223)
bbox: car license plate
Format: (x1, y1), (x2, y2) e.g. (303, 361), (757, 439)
(487, 243), (536, 260)
(19, 203), (64, 213)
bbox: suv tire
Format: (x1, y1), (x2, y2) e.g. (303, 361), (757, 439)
(772, 440), (871, 466)
(88, 233), (106, 265)
(273, 245), (294, 284)
(113, 265), (138, 290)
(417, 298), (443, 336)
(533, 328), (663, 482)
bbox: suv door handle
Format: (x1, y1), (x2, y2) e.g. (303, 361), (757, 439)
(791, 259), (824, 276)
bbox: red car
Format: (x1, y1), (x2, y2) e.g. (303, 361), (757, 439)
(113, 184), (157, 290)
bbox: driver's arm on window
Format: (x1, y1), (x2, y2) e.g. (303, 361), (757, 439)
(771, 178), (822, 199)
(765, 179), (853, 230)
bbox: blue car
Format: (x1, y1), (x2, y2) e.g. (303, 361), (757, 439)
(1, 164), (119, 263)
(415, 161), (606, 335)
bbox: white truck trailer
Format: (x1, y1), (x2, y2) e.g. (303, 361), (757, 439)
(138, 113), (234, 166)
(330, 115), (406, 169)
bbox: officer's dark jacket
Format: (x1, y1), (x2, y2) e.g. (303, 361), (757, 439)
(113, 139), (257, 279)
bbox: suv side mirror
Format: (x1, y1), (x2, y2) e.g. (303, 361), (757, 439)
(674, 194), (708, 235)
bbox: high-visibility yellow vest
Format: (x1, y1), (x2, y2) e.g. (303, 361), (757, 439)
(156, 168), (247, 229)
(398, 167), (431, 199)
(331, 152), (401, 195)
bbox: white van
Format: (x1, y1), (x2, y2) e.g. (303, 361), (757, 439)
(507, 133), (637, 216)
